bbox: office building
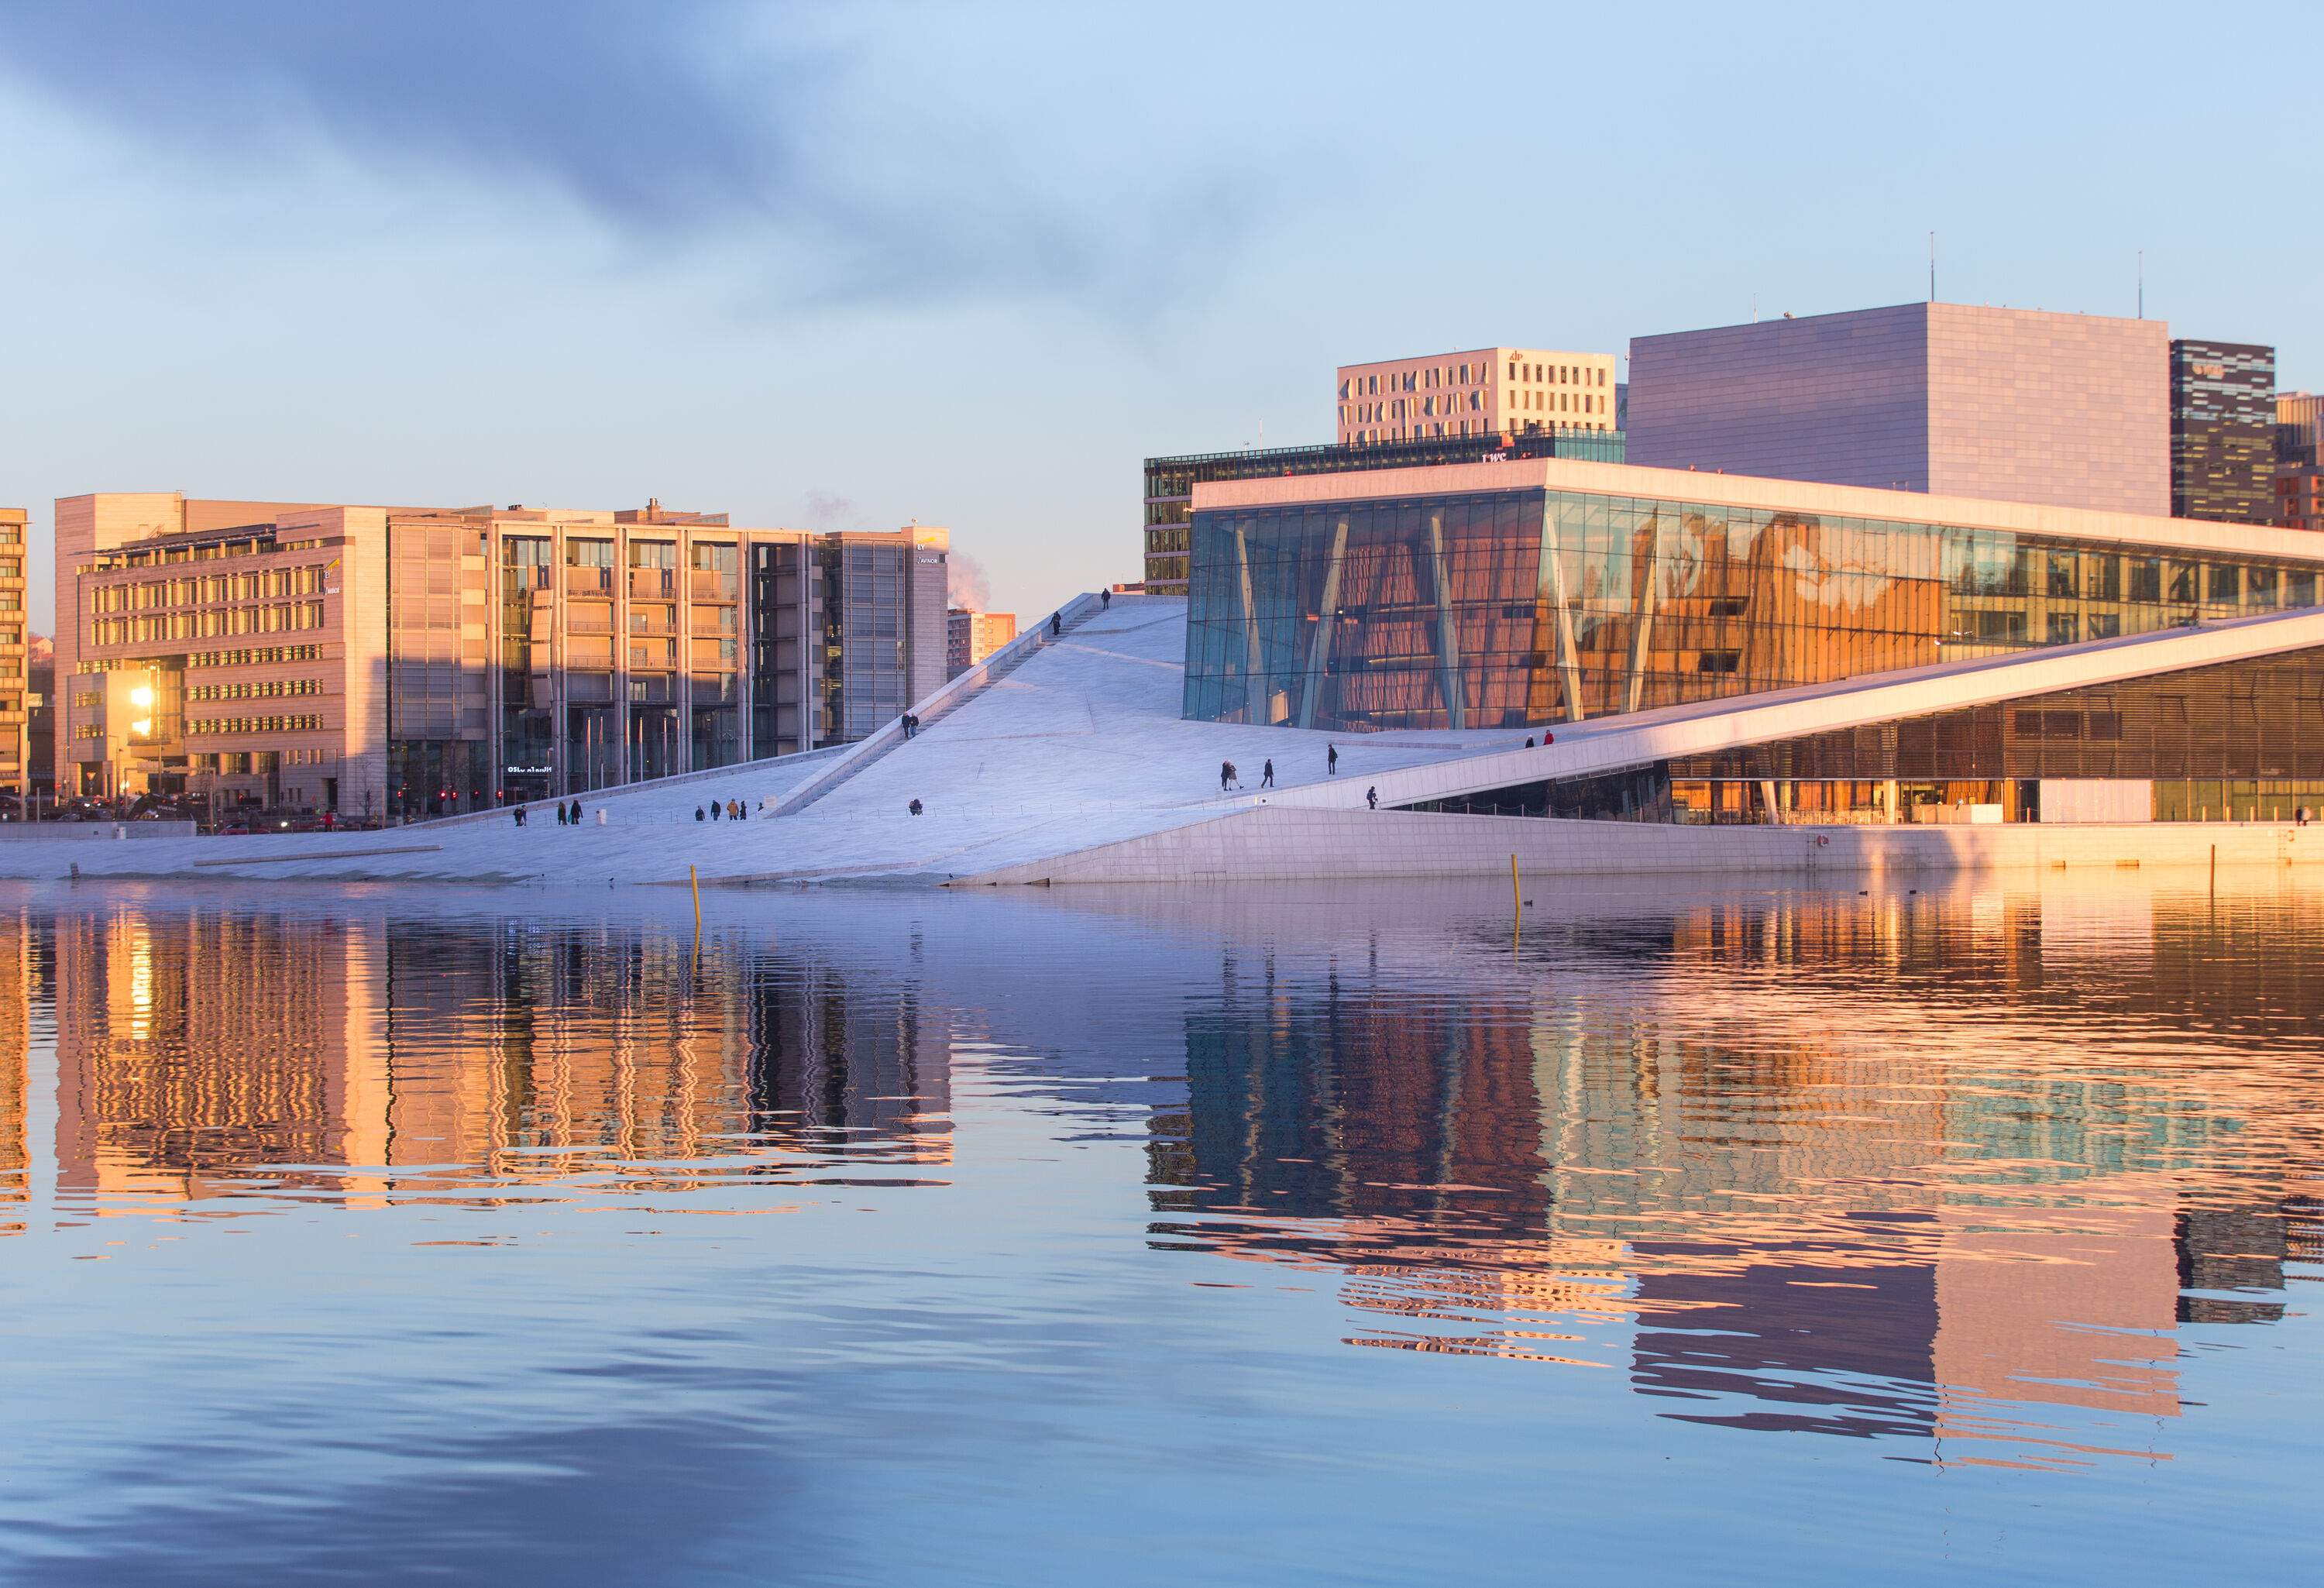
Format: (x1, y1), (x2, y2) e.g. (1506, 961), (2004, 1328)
(26, 637), (52, 803)
(1183, 454), (2324, 821)
(2278, 393), (2324, 533)
(2169, 339), (2276, 524)
(1143, 427), (1625, 596)
(947, 609), (1018, 679)
(1337, 347), (1617, 447)
(1628, 303), (2170, 516)
(54, 493), (949, 817)
(0, 509), (23, 796)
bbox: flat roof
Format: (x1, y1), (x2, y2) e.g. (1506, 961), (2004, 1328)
(1191, 455), (2324, 563)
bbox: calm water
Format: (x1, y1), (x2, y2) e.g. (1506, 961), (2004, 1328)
(0, 874), (2317, 1586)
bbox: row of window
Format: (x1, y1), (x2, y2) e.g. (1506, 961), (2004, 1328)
(186, 713), (326, 736)
(187, 678), (325, 702)
(91, 565), (332, 611)
(88, 603), (328, 646)
(1506, 361), (1604, 387)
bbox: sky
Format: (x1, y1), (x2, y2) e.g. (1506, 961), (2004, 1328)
(2, 0), (2318, 633)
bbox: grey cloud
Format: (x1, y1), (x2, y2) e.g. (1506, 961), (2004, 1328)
(0, 1), (1247, 313)
(947, 549), (991, 610)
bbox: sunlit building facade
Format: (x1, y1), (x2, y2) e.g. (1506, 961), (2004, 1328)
(56, 493), (950, 816)
(1184, 457), (2324, 822)
(0, 507), (26, 796)
(947, 608), (1018, 679)
(1336, 346), (1618, 446)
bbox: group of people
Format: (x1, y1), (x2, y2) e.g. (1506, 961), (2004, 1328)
(696, 799), (751, 822)
(512, 799), (590, 827)
(1216, 747), (1377, 809)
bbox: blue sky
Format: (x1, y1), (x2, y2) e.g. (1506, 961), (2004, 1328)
(2, 1), (2316, 631)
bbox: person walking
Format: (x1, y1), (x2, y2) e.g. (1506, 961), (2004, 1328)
(569, 798), (582, 827)
(1101, 589), (1112, 611)
(1260, 758), (1274, 789)
(1366, 785), (1378, 811)
(1050, 611), (1062, 638)
(1219, 760), (1234, 792)
(710, 800), (720, 822)
(695, 806), (705, 822)
(727, 799), (741, 821)
(512, 803), (526, 827)
(556, 802), (569, 826)
(1327, 743), (1339, 776)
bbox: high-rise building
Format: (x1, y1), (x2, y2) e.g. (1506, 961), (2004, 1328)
(947, 609), (1018, 679)
(53, 493), (950, 818)
(0, 509), (23, 796)
(1336, 346), (1618, 446)
(1628, 303), (2171, 516)
(2169, 339), (2277, 524)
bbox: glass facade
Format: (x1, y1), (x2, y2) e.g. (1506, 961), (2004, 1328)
(1184, 485), (2324, 734)
(1405, 647), (2324, 826)
(1144, 427), (1624, 596)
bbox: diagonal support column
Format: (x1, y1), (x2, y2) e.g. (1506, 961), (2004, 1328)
(1235, 522), (1268, 725)
(1624, 511), (1666, 714)
(1297, 516), (1349, 730)
(1427, 510), (1466, 730)
(1538, 497), (1587, 722)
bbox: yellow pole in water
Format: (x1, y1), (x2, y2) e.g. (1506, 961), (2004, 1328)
(691, 864), (702, 931)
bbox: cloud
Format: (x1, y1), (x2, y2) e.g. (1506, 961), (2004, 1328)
(0, 1), (1266, 315)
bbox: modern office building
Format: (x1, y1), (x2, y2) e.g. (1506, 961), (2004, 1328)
(54, 493), (949, 817)
(25, 638), (52, 803)
(0, 509), (24, 796)
(1336, 347), (1618, 446)
(947, 608), (1018, 679)
(2274, 392), (2324, 533)
(2169, 339), (2277, 524)
(1183, 455), (2324, 822)
(1627, 303), (2171, 516)
(1143, 427), (1625, 596)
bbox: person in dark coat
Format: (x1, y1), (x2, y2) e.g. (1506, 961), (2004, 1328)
(1101, 589), (1112, 610)
(1366, 785), (1378, 810)
(569, 799), (582, 826)
(695, 806), (705, 822)
(1327, 744), (1339, 775)
(1050, 611), (1062, 638)
(1525, 737), (1535, 748)
(1260, 759), (1274, 789)
(1219, 760), (1234, 792)
(710, 800), (720, 821)
(513, 804), (526, 827)
(908, 798), (924, 816)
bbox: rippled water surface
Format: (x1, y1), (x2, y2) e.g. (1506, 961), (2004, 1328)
(0, 875), (2318, 1586)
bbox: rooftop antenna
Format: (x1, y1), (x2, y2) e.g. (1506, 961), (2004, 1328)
(1752, 293), (1758, 324)
(1928, 231), (1937, 301)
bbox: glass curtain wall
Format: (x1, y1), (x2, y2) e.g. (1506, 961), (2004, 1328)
(689, 541), (741, 770)
(1186, 487), (2324, 733)
(387, 521), (490, 816)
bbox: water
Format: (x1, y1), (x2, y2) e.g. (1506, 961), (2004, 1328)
(0, 874), (2316, 1586)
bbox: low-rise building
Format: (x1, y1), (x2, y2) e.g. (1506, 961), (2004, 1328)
(54, 493), (949, 819)
(947, 609), (1017, 679)
(1336, 346), (1618, 446)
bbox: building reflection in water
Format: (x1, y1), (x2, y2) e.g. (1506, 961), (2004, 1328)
(1148, 882), (2324, 1466)
(16, 903), (950, 1213)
